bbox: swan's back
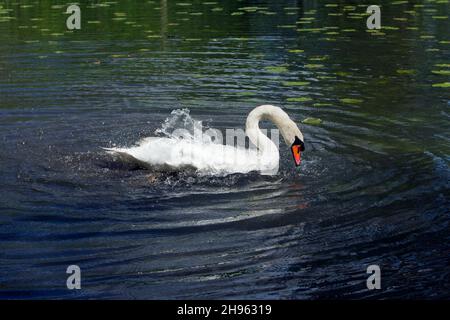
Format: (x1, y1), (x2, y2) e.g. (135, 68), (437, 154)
(105, 136), (278, 175)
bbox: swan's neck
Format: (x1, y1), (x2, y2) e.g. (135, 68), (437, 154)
(245, 105), (290, 156)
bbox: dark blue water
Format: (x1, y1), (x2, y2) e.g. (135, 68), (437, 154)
(0, 0), (449, 299)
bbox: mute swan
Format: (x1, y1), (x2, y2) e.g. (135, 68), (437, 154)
(104, 105), (305, 175)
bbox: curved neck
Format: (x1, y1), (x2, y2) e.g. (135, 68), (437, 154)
(246, 105), (292, 154)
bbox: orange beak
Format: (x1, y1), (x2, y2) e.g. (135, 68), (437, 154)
(291, 144), (302, 166)
(291, 136), (305, 167)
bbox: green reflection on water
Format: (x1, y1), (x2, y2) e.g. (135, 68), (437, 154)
(0, 0), (449, 158)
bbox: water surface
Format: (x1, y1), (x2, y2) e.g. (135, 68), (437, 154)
(0, 0), (449, 299)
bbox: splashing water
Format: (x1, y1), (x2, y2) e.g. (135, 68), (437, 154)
(155, 108), (204, 139)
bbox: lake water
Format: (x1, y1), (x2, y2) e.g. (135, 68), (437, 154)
(0, 0), (449, 299)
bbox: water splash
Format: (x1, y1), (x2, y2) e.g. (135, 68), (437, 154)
(155, 108), (204, 140)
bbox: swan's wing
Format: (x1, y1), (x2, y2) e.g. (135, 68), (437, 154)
(102, 138), (196, 172)
(103, 137), (277, 174)
(102, 147), (155, 169)
(103, 137), (170, 167)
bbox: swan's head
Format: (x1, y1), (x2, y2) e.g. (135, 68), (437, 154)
(290, 135), (305, 166)
(246, 104), (305, 166)
(279, 118), (305, 167)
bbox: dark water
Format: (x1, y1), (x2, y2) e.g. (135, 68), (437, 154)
(0, 0), (449, 299)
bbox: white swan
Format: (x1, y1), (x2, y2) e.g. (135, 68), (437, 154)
(104, 105), (305, 175)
